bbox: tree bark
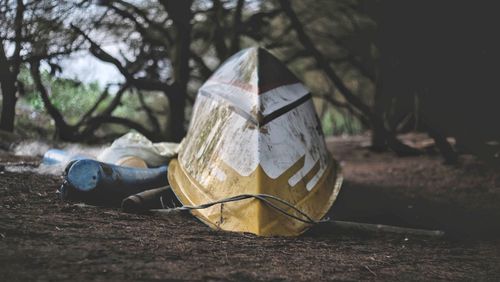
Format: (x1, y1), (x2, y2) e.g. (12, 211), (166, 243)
(160, 0), (193, 142)
(0, 0), (24, 132)
(0, 44), (17, 132)
(0, 77), (17, 132)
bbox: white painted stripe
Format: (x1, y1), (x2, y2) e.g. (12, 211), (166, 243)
(288, 161), (316, 187)
(199, 81), (257, 115)
(306, 167), (326, 191)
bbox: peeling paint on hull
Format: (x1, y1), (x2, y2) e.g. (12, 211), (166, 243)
(168, 47), (343, 236)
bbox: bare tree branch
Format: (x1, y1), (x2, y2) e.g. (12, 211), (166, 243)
(71, 24), (172, 93)
(136, 89), (161, 133)
(279, 0), (420, 156)
(241, 9), (281, 40)
(29, 63), (156, 141)
(21, 48), (84, 63)
(106, 3), (171, 47)
(75, 86), (110, 128)
(280, 0), (371, 117)
(109, 0), (173, 44)
(317, 94), (370, 128)
(230, 0), (245, 54)
(98, 83), (129, 118)
(84, 116), (158, 141)
(190, 50), (213, 80)
(30, 60), (75, 140)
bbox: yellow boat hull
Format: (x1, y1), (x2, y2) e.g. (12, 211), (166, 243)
(168, 47), (343, 236)
(169, 157), (342, 236)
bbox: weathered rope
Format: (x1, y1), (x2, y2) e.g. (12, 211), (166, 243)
(160, 193), (324, 225)
(155, 192), (445, 237)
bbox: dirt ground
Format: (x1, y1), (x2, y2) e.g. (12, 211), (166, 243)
(1, 134), (500, 281)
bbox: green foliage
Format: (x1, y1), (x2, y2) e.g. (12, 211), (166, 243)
(322, 107), (363, 136)
(19, 68), (106, 123)
(114, 92), (143, 123)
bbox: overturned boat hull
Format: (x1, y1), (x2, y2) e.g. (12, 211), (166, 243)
(168, 47), (343, 236)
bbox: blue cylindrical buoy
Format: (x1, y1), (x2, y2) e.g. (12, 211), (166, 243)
(60, 159), (168, 206)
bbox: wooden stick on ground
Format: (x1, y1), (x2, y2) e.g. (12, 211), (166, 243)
(151, 208), (445, 237)
(324, 220), (445, 237)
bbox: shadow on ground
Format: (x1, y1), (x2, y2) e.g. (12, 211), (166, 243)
(328, 180), (500, 240)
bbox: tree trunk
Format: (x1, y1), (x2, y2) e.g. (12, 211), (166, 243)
(161, 0), (193, 142)
(212, 0), (228, 61)
(0, 0), (25, 132)
(371, 81), (387, 151)
(0, 44), (17, 132)
(167, 86), (187, 142)
(0, 80), (17, 132)
(230, 0), (245, 54)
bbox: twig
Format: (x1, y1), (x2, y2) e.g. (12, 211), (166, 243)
(71, 203), (98, 208)
(364, 265), (377, 277)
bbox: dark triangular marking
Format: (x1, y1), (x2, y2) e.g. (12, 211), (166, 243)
(257, 48), (301, 94)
